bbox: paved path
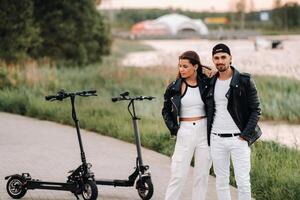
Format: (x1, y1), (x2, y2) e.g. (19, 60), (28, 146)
(0, 112), (238, 200)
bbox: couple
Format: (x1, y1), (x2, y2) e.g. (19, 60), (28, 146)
(162, 43), (262, 200)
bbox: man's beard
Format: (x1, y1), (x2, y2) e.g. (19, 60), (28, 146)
(216, 65), (228, 72)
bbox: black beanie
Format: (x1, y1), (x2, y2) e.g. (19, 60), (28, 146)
(212, 43), (231, 56)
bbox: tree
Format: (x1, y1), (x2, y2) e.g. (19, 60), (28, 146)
(0, 0), (111, 66)
(236, 0), (246, 30)
(272, 2), (300, 30)
(33, 0), (111, 66)
(0, 0), (41, 64)
(285, 3), (300, 29)
(249, 0), (255, 12)
(273, 0), (282, 8)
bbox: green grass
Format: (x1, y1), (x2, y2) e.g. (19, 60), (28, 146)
(255, 75), (300, 123)
(251, 141), (300, 200)
(224, 141), (300, 200)
(0, 39), (300, 199)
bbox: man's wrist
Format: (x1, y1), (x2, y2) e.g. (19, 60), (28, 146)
(239, 135), (248, 141)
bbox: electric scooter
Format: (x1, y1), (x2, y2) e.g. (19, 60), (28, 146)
(5, 90), (98, 200)
(95, 91), (154, 200)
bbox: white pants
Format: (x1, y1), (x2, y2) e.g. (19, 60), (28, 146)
(210, 134), (251, 200)
(165, 119), (211, 200)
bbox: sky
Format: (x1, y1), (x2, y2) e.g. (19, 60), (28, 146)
(99, 0), (300, 12)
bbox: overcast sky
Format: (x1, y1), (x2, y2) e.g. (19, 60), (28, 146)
(99, 0), (300, 12)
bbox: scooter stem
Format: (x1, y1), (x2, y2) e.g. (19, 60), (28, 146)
(132, 118), (143, 167)
(70, 95), (87, 164)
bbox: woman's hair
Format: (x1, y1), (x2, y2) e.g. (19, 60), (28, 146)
(177, 51), (203, 79)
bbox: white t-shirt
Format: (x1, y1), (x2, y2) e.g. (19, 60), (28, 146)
(211, 78), (240, 134)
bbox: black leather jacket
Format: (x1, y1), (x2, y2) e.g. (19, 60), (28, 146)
(205, 66), (262, 146)
(162, 73), (209, 137)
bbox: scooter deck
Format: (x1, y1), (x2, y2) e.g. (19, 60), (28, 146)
(27, 180), (75, 191)
(96, 179), (134, 187)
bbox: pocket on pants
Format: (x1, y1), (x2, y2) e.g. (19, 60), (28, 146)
(210, 133), (219, 144)
(171, 145), (188, 178)
(172, 145), (187, 161)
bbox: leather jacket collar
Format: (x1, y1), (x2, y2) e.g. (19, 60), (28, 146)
(209, 66), (240, 88)
(169, 78), (182, 94)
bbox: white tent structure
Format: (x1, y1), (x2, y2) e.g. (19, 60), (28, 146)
(131, 13), (209, 38)
(154, 13), (209, 35)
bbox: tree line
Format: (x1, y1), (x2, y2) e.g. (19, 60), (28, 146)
(0, 0), (111, 66)
(104, 2), (300, 32)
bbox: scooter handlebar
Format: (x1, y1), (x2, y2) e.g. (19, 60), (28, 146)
(45, 95), (59, 101)
(143, 96), (155, 100)
(111, 92), (155, 102)
(76, 90), (97, 97)
(120, 91), (129, 97)
(111, 97), (123, 102)
(45, 90), (66, 101)
(86, 90), (97, 94)
(46, 90), (97, 101)
(135, 96), (155, 101)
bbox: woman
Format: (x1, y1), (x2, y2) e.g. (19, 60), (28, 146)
(162, 51), (212, 200)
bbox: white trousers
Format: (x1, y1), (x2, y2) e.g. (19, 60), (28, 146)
(165, 119), (212, 200)
(210, 134), (251, 200)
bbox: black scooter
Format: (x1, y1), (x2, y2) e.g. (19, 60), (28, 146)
(95, 91), (154, 200)
(5, 90), (98, 200)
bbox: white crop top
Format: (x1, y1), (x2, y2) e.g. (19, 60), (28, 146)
(180, 82), (205, 118)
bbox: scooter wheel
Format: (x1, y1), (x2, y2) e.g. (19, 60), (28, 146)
(6, 175), (27, 199)
(136, 177), (154, 200)
(82, 180), (98, 200)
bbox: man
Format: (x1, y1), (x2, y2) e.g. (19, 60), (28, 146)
(205, 43), (262, 200)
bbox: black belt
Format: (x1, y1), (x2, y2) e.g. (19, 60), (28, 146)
(212, 133), (241, 137)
